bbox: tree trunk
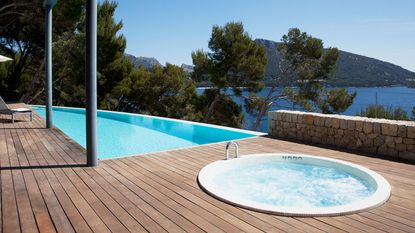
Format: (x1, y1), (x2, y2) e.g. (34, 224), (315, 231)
(251, 85), (277, 131)
(251, 100), (271, 131)
(203, 93), (220, 122)
(20, 60), (44, 103)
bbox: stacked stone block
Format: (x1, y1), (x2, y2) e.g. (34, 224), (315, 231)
(268, 110), (415, 161)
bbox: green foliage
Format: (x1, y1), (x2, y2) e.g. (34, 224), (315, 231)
(0, 0), (211, 126)
(0, 62), (9, 87)
(248, 28), (356, 130)
(114, 64), (201, 120)
(318, 89), (357, 114)
(0, 0), (132, 107)
(0, 0), (45, 97)
(196, 89), (244, 128)
(96, 1), (133, 106)
(192, 22), (266, 94)
(244, 94), (268, 116)
(0, 0), (87, 100)
(52, 31), (85, 106)
(192, 22), (267, 126)
(358, 105), (409, 121)
(49, 0), (133, 108)
(53, 0), (85, 34)
(279, 28), (356, 112)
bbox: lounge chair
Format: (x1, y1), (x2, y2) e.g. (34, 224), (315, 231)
(0, 96), (32, 123)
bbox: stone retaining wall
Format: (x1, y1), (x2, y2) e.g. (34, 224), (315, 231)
(268, 110), (415, 161)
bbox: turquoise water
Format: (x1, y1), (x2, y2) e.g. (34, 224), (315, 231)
(213, 161), (375, 208)
(33, 106), (258, 159)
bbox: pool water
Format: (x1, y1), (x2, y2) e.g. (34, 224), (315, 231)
(213, 161), (375, 208)
(198, 154), (391, 216)
(33, 106), (262, 159)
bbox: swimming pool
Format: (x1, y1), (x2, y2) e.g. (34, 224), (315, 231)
(198, 153), (391, 216)
(33, 106), (264, 159)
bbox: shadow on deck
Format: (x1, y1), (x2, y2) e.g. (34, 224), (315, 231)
(1, 103), (414, 232)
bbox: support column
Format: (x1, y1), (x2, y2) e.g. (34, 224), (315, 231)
(45, 4), (53, 128)
(86, 0), (98, 166)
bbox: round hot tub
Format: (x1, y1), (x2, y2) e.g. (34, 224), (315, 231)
(198, 153), (391, 216)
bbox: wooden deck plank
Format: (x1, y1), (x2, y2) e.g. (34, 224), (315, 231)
(315, 217), (368, 233)
(347, 214), (406, 233)
(97, 163), (205, 232)
(295, 218), (347, 233)
(122, 151), (330, 233)
(84, 166), (174, 233)
(135, 150), (339, 233)
(130, 150), (323, 232)
(114, 160), (252, 233)
(332, 215), (386, 233)
(41, 124), (173, 233)
(23, 128), (93, 233)
(106, 160), (227, 233)
(0, 127), (21, 233)
(27, 128), (127, 232)
(6, 130), (56, 233)
(360, 212), (415, 232)
(74, 167), (148, 232)
(10, 161), (39, 233)
(15, 128), (76, 233)
(1, 104), (415, 233)
(23, 126), (111, 233)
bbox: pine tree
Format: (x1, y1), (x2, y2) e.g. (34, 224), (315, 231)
(249, 28), (356, 130)
(52, 0), (133, 108)
(114, 64), (201, 120)
(192, 22), (267, 127)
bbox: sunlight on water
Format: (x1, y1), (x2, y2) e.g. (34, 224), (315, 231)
(213, 162), (375, 208)
(33, 106), (256, 159)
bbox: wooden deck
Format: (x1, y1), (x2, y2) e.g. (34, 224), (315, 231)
(1, 104), (415, 233)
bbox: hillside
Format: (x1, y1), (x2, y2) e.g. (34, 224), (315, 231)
(181, 64), (194, 74)
(125, 54), (162, 69)
(255, 39), (415, 87)
(126, 41), (415, 87)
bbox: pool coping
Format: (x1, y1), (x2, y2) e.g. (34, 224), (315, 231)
(100, 136), (257, 161)
(198, 153), (392, 217)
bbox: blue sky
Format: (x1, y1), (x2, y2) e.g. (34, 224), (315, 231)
(109, 0), (415, 72)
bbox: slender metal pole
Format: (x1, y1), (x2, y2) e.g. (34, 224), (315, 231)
(45, 5), (53, 128)
(86, 0), (98, 166)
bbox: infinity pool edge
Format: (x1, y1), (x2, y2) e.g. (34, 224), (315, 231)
(32, 105), (266, 159)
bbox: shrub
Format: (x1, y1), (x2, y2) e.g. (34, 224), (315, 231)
(358, 105), (409, 121)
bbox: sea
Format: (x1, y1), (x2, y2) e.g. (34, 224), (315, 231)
(197, 86), (415, 132)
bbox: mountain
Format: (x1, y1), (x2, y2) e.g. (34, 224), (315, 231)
(181, 64), (194, 74)
(125, 54), (162, 69)
(255, 39), (415, 87)
(181, 64), (194, 78)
